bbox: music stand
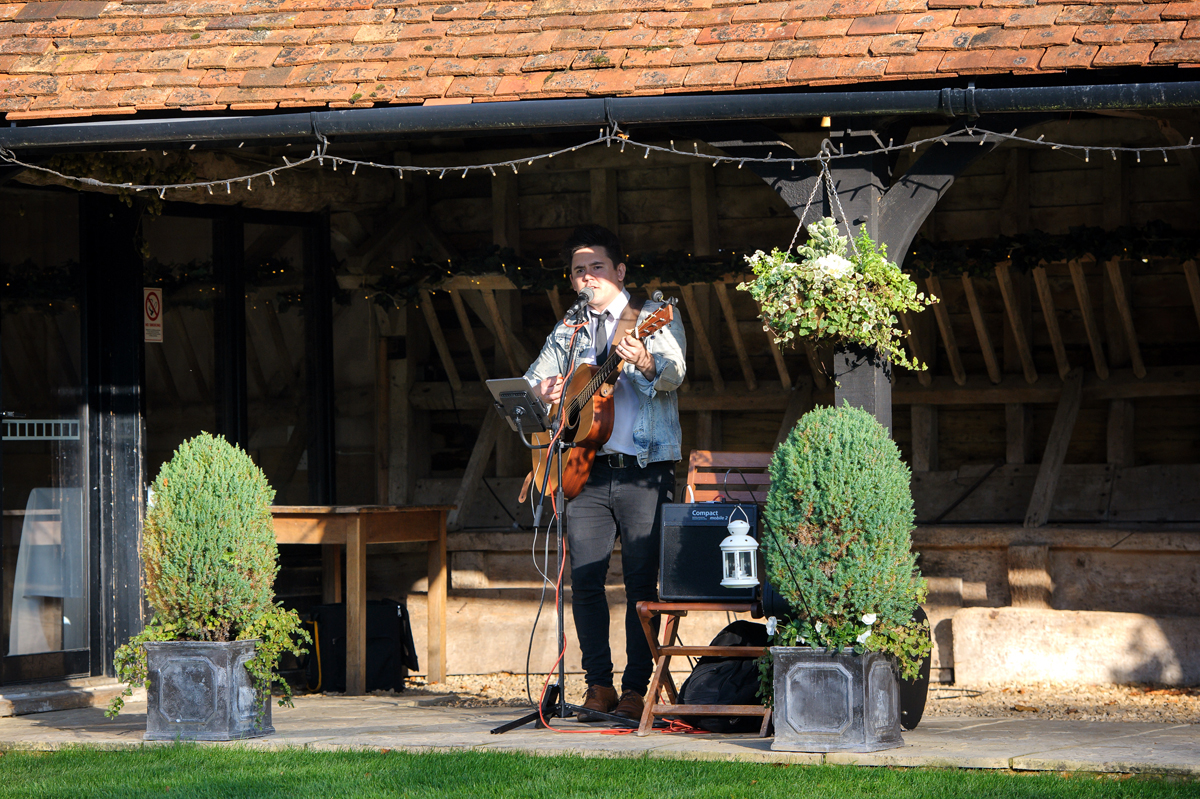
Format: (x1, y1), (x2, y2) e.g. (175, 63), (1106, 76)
(486, 382), (640, 733)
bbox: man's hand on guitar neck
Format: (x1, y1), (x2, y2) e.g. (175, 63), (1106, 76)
(615, 333), (656, 380)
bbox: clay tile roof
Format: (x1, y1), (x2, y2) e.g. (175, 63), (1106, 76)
(1, 0), (1198, 122)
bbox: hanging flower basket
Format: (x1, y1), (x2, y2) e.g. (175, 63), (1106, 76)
(737, 217), (935, 370)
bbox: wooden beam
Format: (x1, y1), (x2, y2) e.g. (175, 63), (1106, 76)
(995, 262), (1038, 384)
(437, 274), (518, 291)
(999, 149), (1030, 236)
(492, 170), (520, 253)
(898, 311), (933, 387)
(765, 332), (794, 390)
(447, 411), (501, 532)
(1068, 257), (1109, 380)
(911, 404), (938, 471)
(796, 339), (821, 390)
(1107, 398), (1135, 468)
(1183, 260), (1200, 335)
(1104, 257), (1146, 379)
(1024, 368), (1084, 528)
(546, 286), (565, 321)
(1006, 402), (1030, 464)
(713, 282), (756, 390)
(480, 287), (529, 375)
(924, 275), (965, 386)
(774, 377), (813, 447)
(411, 365), (1200, 411)
(680, 283), (724, 392)
(1032, 264), (1071, 380)
(449, 289), (489, 383)
(417, 289), (463, 392)
(689, 162), (718, 258)
(590, 168), (619, 232)
(961, 273), (1001, 384)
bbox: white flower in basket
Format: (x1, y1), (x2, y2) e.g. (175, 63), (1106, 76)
(736, 217), (936, 370)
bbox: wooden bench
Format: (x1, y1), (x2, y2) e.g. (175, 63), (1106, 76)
(685, 450), (772, 504)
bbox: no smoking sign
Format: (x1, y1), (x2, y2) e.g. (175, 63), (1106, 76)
(144, 287), (163, 343)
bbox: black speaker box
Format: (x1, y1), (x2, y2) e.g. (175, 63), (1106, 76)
(304, 598), (418, 693)
(659, 503), (758, 602)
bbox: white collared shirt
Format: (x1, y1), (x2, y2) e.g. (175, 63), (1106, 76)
(591, 290), (638, 457)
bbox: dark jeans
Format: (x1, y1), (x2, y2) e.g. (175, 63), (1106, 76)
(565, 457), (674, 696)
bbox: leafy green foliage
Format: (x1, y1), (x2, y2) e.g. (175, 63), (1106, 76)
(106, 434), (309, 718)
(758, 404), (931, 702)
(737, 218), (934, 369)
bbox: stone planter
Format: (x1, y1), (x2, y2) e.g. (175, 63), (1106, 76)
(144, 639), (273, 741)
(770, 646), (902, 753)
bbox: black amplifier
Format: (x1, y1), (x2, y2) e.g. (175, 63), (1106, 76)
(659, 503), (759, 602)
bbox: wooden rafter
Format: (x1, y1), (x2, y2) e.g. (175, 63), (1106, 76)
(994, 262), (1038, 384)
(774, 377), (813, 447)
(767, 333), (795, 390)
(713, 282), (756, 390)
(417, 289), (463, 392)
(261, 299), (297, 391)
(799, 340), (822, 391)
(449, 289), (489, 383)
(924, 275), (965, 386)
(1032, 264), (1071, 380)
(898, 311), (933, 388)
(447, 411), (501, 532)
(680, 284), (724, 392)
(1183, 260), (1200, 334)
(546, 287), (565, 321)
(961, 274), (1002, 384)
(480, 288), (527, 376)
(1104, 257), (1146, 379)
(1068, 257), (1109, 380)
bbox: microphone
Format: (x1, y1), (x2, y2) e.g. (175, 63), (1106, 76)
(565, 287), (594, 320)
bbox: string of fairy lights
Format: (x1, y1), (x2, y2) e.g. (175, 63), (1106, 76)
(1, 122), (1198, 198)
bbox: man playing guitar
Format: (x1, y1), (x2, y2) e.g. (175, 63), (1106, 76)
(525, 224), (687, 723)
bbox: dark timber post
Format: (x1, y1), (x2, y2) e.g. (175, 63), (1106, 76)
(82, 193), (146, 677)
(827, 128), (892, 435)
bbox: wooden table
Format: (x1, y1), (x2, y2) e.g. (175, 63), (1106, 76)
(270, 505), (452, 695)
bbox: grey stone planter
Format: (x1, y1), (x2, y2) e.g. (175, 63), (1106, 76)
(770, 646), (902, 753)
(144, 639), (274, 741)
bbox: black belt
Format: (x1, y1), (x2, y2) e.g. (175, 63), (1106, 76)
(601, 452), (636, 469)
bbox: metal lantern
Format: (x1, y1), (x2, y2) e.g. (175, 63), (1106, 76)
(719, 512), (758, 588)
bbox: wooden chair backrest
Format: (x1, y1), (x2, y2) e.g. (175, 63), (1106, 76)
(685, 450), (772, 505)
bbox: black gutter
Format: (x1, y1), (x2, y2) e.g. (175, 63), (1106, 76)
(2, 80), (1199, 153)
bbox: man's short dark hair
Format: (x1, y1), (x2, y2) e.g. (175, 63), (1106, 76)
(561, 224), (624, 268)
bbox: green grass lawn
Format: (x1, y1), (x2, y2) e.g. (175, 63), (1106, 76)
(0, 747), (1193, 799)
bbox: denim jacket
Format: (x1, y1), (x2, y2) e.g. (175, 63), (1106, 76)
(524, 297), (687, 467)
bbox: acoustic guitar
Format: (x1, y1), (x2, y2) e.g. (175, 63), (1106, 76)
(530, 301), (676, 499)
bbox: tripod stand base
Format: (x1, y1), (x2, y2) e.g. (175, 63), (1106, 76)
(489, 684), (647, 734)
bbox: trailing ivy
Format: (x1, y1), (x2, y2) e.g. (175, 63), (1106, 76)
(45, 153), (196, 215)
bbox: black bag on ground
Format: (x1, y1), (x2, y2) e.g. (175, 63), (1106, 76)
(304, 598), (418, 693)
(676, 620), (770, 733)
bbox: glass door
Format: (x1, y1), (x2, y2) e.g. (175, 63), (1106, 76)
(1, 187), (89, 684)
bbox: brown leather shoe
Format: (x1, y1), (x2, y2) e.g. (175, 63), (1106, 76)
(611, 690), (645, 721)
(576, 685), (618, 722)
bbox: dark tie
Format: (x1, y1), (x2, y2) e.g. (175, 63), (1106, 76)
(593, 311), (609, 364)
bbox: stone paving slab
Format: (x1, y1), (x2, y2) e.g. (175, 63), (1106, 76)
(0, 695), (1194, 776)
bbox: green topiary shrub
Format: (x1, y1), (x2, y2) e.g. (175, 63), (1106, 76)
(107, 433), (309, 718)
(759, 404), (931, 695)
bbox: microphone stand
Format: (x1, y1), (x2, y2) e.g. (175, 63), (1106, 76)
(489, 309), (646, 734)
